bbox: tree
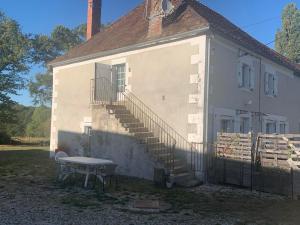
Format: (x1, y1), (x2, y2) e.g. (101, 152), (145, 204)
(25, 106), (51, 137)
(29, 24), (87, 105)
(2, 105), (35, 137)
(275, 3), (300, 63)
(0, 11), (31, 123)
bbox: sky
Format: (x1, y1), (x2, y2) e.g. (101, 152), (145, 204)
(0, 0), (299, 106)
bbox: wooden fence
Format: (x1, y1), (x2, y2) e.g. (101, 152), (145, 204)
(210, 133), (300, 199)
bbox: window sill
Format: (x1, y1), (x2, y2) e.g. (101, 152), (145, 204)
(265, 94), (277, 98)
(239, 87), (254, 93)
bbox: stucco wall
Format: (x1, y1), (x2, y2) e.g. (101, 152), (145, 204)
(50, 36), (207, 162)
(93, 36), (207, 145)
(206, 35), (300, 145)
(91, 106), (163, 180)
(50, 64), (94, 155)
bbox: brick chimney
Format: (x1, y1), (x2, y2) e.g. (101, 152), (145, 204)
(147, 0), (164, 38)
(86, 0), (102, 40)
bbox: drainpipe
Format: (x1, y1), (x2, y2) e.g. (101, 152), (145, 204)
(258, 57), (262, 133)
(203, 34), (212, 183)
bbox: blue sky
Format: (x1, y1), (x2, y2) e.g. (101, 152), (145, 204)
(0, 0), (299, 106)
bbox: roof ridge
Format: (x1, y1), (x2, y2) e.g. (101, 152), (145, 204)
(187, 0), (300, 74)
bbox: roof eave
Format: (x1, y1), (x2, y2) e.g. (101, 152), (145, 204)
(48, 26), (210, 68)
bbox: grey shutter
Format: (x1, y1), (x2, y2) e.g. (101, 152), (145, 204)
(237, 61), (243, 87)
(274, 74), (279, 97)
(250, 62), (255, 91)
(95, 63), (112, 102)
(264, 72), (269, 95)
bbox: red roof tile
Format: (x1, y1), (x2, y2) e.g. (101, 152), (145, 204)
(50, 0), (300, 75)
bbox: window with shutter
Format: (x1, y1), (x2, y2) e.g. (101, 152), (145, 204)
(264, 72), (278, 97)
(239, 62), (254, 90)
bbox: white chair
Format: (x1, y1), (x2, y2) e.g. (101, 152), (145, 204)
(55, 151), (68, 161)
(55, 151), (72, 181)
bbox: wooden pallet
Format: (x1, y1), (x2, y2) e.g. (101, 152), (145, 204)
(258, 134), (291, 169)
(216, 133), (252, 161)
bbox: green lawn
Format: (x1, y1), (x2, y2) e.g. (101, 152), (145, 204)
(1, 146), (300, 225)
(0, 145), (49, 151)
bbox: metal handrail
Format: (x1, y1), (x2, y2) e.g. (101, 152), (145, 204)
(90, 77), (203, 172)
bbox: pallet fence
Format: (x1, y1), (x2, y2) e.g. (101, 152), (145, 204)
(210, 133), (300, 199)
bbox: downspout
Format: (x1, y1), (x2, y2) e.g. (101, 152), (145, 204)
(203, 34), (212, 183)
(258, 57), (262, 133)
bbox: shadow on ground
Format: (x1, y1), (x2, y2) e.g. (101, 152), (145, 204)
(1, 147), (300, 225)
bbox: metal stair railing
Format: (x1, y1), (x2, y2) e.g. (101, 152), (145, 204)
(91, 77), (203, 173)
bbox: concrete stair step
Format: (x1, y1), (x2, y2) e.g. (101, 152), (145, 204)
(115, 114), (135, 119)
(134, 132), (154, 139)
(129, 127), (149, 133)
(120, 118), (140, 123)
(139, 137), (159, 144)
(163, 158), (185, 167)
(106, 105), (127, 111)
(156, 152), (172, 159)
(172, 165), (189, 174)
(148, 147), (169, 154)
(145, 137), (160, 144)
(114, 109), (131, 114)
(123, 122), (144, 128)
(147, 142), (165, 149)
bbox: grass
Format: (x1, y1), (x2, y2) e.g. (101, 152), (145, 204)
(0, 145), (49, 151)
(1, 146), (300, 225)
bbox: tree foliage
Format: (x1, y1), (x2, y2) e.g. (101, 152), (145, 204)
(275, 3), (300, 63)
(1, 104), (51, 138)
(25, 106), (51, 137)
(0, 11), (31, 122)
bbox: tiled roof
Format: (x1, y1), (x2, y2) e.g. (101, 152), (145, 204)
(50, 0), (300, 75)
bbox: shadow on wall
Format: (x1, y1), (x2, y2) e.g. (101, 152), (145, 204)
(57, 130), (164, 180)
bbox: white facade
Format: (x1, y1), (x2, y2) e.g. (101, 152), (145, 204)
(205, 34), (300, 146)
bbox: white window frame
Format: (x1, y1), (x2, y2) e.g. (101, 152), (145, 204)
(262, 115), (288, 134)
(220, 116), (235, 133)
(237, 55), (255, 91)
(264, 64), (278, 97)
(240, 116), (251, 134)
(279, 122), (288, 134)
(265, 120), (277, 134)
(112, 63), (126, 93)
(235, 110), (252, 134)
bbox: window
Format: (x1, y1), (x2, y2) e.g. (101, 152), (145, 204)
(112, 64), (126, 92)
(266, 121), (276, 134)
(279, 122), (287, 134)
(238, 62), (254, 90)
(84, 126), (92, 136)
(265, 72), (278, 97)
(240, 117), (250, 134)
(242, 63), (251, 89)
(220, 118), (234, 133)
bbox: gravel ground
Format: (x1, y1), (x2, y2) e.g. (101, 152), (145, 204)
(1, 148), (300, 225)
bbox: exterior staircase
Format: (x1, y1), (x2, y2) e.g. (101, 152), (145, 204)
(106, 104), (196, 186)
(91, 77), (202, 187)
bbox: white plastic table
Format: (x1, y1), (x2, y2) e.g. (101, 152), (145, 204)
(57, 157), (115, 188)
